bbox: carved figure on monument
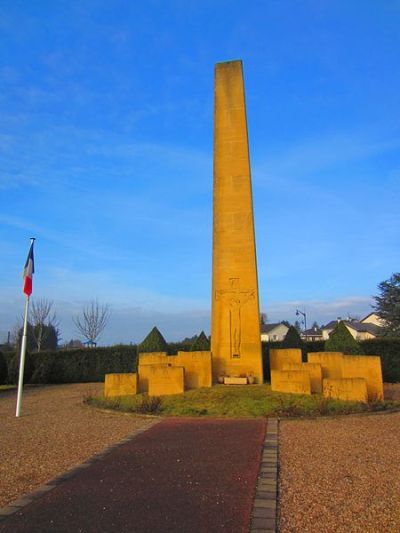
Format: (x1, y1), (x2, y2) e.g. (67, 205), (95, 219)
(215, 278), (255, 358)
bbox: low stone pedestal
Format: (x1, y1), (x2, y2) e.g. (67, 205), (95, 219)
(323, 378), (368, 403)
(104, 373), (137, 397)
(224, 376), (248, 385)
(148, 365), (185, 396)
(271, 370), (311, 395)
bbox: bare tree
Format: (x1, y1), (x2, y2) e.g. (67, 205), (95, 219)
(30, 299), (60, 352)
(73, 300), (110, 346)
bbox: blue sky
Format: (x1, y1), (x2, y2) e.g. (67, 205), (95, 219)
(1, 1), (399, 344)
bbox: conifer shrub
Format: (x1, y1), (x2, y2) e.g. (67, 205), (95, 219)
(282, 326), (304, 349)
(190, 331), (210, 351)
(137, 327), (168, 353)
(325, 322), (363, 354)
(0, 351), (7, 384)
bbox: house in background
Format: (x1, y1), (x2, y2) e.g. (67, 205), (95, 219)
(360, 312), (385, 327)
(301, 326), (324, 342)
(261, 322), (289, 342)
(321, 312), (383, 341)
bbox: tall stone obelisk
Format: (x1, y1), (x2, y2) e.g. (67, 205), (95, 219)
(211, 60), (263, 383)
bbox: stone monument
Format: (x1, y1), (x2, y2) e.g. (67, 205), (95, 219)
(211, 60), (263, 383)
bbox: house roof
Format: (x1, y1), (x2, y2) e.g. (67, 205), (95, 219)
(261, 323), (288, 334)
(303, 327), (323, 337)
(322, 320), (381, 336)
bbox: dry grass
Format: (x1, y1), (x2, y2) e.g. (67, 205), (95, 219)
(0, 383), (158, 507)
(279, 386), (400, 533)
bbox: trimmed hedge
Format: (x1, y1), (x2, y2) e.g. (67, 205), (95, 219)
(360, 338), (400, 383)
(7, 352), (34, 384)
(31, 346), (137, 384)
(0, 351), (7, 384)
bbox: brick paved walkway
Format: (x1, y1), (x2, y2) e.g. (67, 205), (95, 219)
(0, 417), (266, 533)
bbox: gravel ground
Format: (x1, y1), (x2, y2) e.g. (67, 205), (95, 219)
(279, 386), (400, 533)
(0, 383), (158, 508)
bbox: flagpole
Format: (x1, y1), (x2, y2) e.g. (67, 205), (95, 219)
(16, 236), (35, 418)
(16, 295), (30, 417)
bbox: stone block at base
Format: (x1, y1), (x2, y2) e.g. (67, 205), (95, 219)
(104, 373), (137, 398)
(282, 362), (323, 393)
(307, 352), (344, 379)
(174, 351), (212, 389)
(341, 355), (384, 401)
(224, 376), (248, 385)
(138, 352), (169, 393)
(323, 378), (368, 403)
(271, 370), (311, 395)
(148, 365), (185, 397)
(269, 349), (302, 371)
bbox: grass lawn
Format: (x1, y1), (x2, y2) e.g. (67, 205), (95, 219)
(86, 385), (400, 418)
(0, 385), (16, 392)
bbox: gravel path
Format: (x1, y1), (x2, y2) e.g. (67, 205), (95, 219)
(0, 384), (157, 508)
(279, 410), (400, 532)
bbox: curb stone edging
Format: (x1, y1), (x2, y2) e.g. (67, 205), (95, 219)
(0, 423), (159, 524)
(250, 417), (279, 533)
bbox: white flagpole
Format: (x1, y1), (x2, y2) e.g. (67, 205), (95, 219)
(16, 295), (30, 417)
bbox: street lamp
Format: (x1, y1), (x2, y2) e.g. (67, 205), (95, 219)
(296, 309), (307, 341)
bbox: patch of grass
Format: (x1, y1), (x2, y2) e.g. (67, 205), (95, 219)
(0, 385), (16, 392)
(85, 385), (400, 418)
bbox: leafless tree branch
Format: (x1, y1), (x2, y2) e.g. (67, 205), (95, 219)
(73, 300), (110, 346)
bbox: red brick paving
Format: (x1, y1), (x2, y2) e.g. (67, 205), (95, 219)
(0, 417), (266, 533)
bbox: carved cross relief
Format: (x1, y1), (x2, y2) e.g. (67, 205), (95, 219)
(215, 277), (255, 358)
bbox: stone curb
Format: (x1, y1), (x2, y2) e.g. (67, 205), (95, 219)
(250, 418), (279, 533)
(0, 424), (158, 524)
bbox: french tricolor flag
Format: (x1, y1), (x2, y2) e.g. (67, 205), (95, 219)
(23, 240), (35, 297)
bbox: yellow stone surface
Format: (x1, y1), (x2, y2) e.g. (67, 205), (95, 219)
(175, 351), (212, 389)
(147, 365), (185, 397)
(341, 355), (384, 401)
(137, 352), (168, 392)
(270, 349), (302, 371)
(271, 370), (311, 395)
(224, 376), (248, 385)
(307, 352), (344, 379)
(323, 378), (368, 403)
(283, 362), (323, 393)
(104, 373), (137, 398)
(211, 60), (263, 384)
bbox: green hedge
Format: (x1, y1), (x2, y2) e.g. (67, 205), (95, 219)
(0, 351), (7, 384)
(31, 346), (137, 384)
(360, 338), (400, 383)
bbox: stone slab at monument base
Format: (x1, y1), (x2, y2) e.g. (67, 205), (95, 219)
(283, 362), (323, 393)
(138, 352), (169, 393)
(104, 373), (137, 398)
(175, 351), (212, 389)
(323, 378), (368, 403)
(212, 348), (264, 385)
(307, 352), (384, 401)
(341, 355), (384, 401)
(137, 351), (212, 393)
(270, 349), (302, 371)
(148, 365), (185, 397)
(307, 352), (344, 379)
(224, 376), (248, 385)
(271, 369), (311, 395)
